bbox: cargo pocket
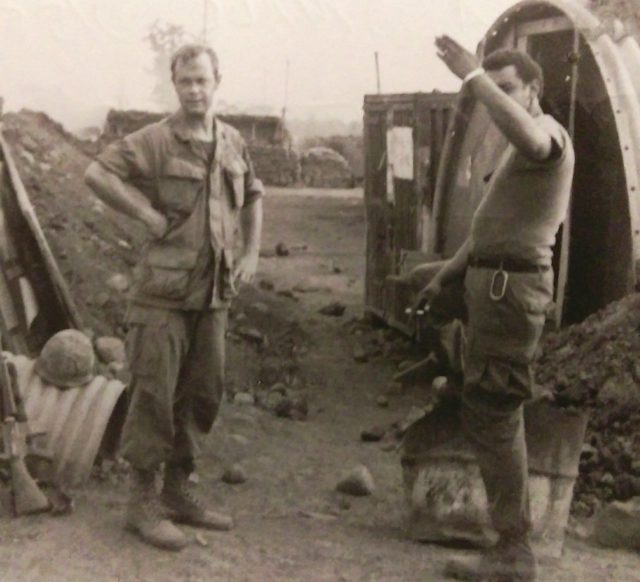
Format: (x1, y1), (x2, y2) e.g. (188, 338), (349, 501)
(463, 356), (532, 409)
(138, 246), (199, 300)
(506, 270), (554, 316)
(126, 307), (169, 379)
(223, 154), (248, 208)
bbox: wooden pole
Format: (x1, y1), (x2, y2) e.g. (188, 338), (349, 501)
(282, 59), (290, 120)
(375, 52), (381, 94)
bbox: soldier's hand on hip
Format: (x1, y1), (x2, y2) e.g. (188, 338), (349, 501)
(141, 207), (168, 239)
(435, 35), (479, 80)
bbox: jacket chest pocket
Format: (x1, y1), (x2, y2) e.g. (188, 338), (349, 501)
(222, 153), (248, 209)
(158, 159), (205, 215)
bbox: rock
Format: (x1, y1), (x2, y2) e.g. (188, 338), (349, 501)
(432, 376), (448, 392)
(275, 393), (308, 421)
(277, 289), (298, 301)
(259, 248), (276, 258)
(106, 273), (130, 293)
(361, 426), (386, 442)
(259, 279), (275, 291)
(262, 390), (286, 411)
(336, 465), (375, 497)
(222, 463), (248, 485)
(379, 440), (397, 452)
(258, 358), (284, 386)
(376, 395), (389, 408)
(566, 518), (592, 541)
(275, 242), (290, 257)
(252, 302), (269, 314)
(319, 302), (346, 317)
(107, 361), (131, 384)
(236, 327), (267, 347)
(595, 497), (640, 550)
(195, 532), (209, 547)
(233, 392), (255, 406)
(228, 433), (250, 447)
(94, 291), (111, 308)
(353, 343), (368, 363)
(95, 336), (126, 365)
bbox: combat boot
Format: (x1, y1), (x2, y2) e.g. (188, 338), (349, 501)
(443, 534), (537, 581)
(126, 468), (188, 551)
(162, 462), (234, 531)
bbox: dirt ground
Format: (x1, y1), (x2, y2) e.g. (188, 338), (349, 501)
(0, 186), (638, 581)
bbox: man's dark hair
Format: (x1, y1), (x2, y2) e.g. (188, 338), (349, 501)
(171, 44), (221, 83)
(482, 49), (544, 96)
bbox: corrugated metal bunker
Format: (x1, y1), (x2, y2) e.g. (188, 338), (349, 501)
(365, 0), (640, 329)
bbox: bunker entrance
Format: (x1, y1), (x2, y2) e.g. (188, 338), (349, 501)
(525, 28), (632, 324)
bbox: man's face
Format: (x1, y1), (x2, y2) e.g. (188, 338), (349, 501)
(173, 53), (218, 117)
(487, 64), (538, 112)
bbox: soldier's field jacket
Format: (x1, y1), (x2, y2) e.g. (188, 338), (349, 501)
(97, 111), (264, 310)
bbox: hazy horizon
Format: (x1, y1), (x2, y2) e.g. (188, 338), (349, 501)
(1, 0), (515, 131)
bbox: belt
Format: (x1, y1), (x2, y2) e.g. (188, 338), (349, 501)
(467, 255), (550, 273)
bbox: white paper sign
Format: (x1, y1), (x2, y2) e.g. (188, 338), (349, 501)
(386, 126), (414, 181)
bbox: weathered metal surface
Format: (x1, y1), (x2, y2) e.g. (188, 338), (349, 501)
(363, 92), (457, 331)
(429, 0), (640, 326)
(403, 400), (589, 558)
(6, 353), (126, 487)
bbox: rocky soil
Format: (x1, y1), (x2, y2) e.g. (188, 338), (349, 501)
(1, 108), (639, 579)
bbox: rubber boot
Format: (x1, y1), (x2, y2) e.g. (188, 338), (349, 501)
(125, 468), (188, 551)
(162, 462), (234, 531)
(444, 534), (537, 581)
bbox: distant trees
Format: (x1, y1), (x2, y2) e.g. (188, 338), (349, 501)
(144, 20), (191, 111)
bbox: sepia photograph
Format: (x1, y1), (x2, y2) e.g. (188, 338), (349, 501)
(1, 0), (640, 580)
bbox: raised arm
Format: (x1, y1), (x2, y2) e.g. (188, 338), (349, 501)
(435, 35), (553, 161)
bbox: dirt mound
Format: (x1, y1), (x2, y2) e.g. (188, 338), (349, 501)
(535, 293), (640, 514)
(300, 146), (354, 189)
(2, 109), (145, 337)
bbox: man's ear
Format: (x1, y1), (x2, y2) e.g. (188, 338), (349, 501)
(529, 78), (541, 98)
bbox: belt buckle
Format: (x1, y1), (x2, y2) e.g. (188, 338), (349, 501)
(489, 263), (508, 301)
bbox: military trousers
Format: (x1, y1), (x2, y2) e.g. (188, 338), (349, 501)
(461, 265), (553, 537)
(120, 305), (227, 474)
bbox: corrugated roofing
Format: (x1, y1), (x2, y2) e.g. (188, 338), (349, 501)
(6, 353), (126, 487)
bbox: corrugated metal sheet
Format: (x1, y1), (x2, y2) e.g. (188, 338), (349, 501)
(6, 353), (126, 487)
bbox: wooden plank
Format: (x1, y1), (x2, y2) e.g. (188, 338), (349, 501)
(0, 132), (83, 330)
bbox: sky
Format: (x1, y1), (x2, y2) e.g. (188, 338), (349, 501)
(0, 0), (515, 131)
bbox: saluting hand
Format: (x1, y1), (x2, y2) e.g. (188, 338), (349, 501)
(435, 35), (480, 80)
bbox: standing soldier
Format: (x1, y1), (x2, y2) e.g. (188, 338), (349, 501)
(85, 44), (264, 551)
(417, 37), (575, 581)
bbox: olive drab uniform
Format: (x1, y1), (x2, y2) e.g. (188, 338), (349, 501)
(97, 111), (264, 473)
(462, 113), (575, 538)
